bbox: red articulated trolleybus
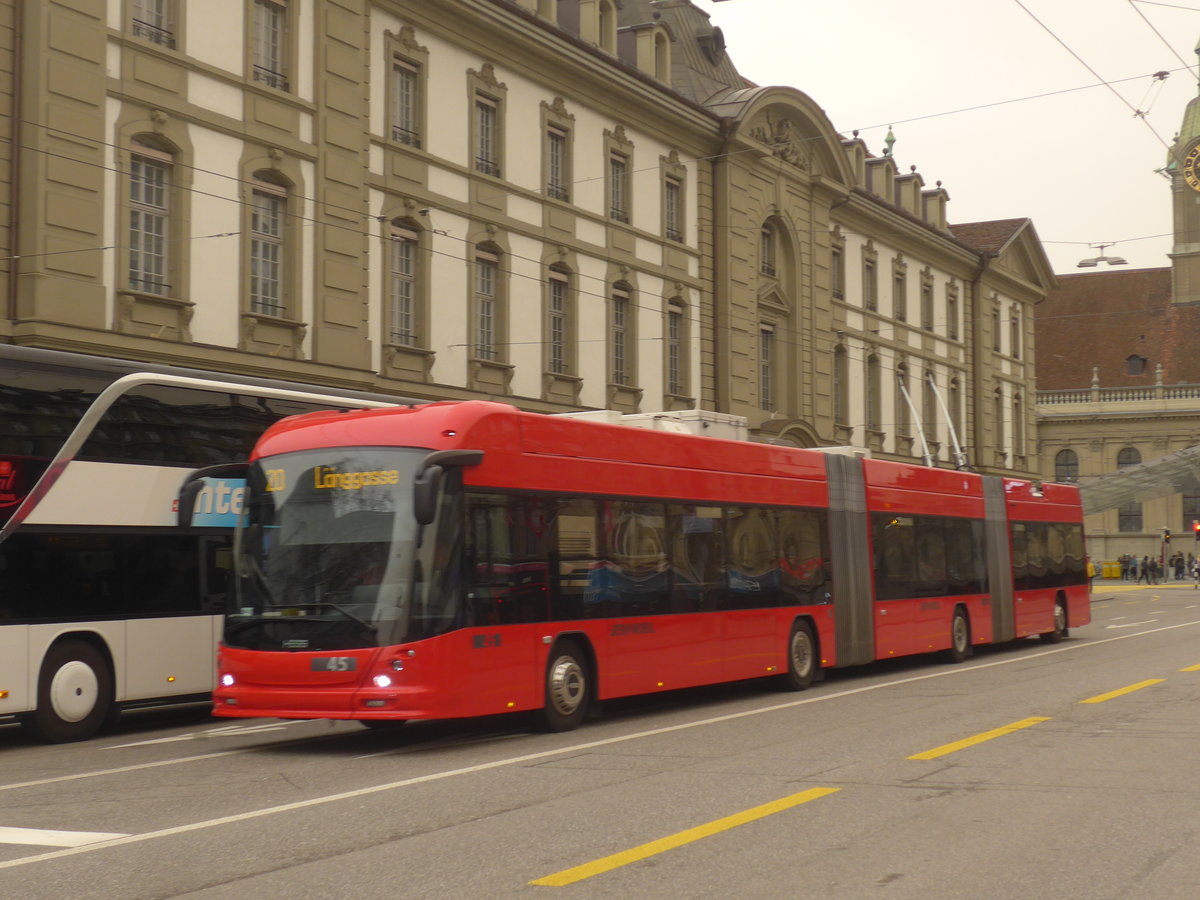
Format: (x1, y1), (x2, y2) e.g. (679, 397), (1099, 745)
(178, 400), (1089, 732)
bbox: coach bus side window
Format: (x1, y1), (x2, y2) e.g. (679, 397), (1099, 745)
(554, 497), (599, 620)
(601, 501), (669, 617)
(778, 508), (830, 604)
(724, 507), (780, 609)
(668, 504), (724, 613)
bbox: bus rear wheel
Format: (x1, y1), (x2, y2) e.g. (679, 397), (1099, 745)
(1040, 599), (1068, 644)
(781, 620), (816, 691)
(944, 609), (972, 664)
(24, 640), (113, 743)
(539, 640), (589, 732)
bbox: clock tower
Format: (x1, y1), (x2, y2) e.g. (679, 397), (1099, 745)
(1169, 39), (1200, 304)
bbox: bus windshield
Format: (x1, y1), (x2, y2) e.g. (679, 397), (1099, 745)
(228, 447), (431, 652)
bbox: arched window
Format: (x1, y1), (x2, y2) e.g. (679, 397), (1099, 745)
(547, 264), (573, 375)
(598, 0), (617, 53)
(128, 136), (174, 296)
(866, 354), (881, 431)
(474, 244), (503, 361)
(1054, 449), (1079, 483)
(249, 171), (289, 317)
(760, 224), (776, 277)
(666, 298), (688, 398)
(833, 346), (848, 425)
(610, 281), (635, 386)
(948, 378), (962, 444)
(922, 371), (937, 445)
(993, 388), (1005, 459)
(654, 31), (670, 81)
(1117, 447), (1142, 532)
(1012, 392), (1024, 458)
(388, 220), (420, 346)
(895, 363), (910, 439)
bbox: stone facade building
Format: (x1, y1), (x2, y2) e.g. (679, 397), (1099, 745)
(0, 0), (1050, 476)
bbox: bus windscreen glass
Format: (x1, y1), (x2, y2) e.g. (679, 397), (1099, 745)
(229, 448), (430, 652)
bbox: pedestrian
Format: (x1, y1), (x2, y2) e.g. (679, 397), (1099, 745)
(1087, 558), (1096, 592)
(1139, 556), (1152, 584)
(1120, 554), (1130, 581)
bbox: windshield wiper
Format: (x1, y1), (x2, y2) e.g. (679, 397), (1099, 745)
(276, 602), (378, 635)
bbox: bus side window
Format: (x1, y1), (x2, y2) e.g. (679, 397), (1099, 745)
(465, 493), (553, 626)
(669, 504), (725, 613)
(554, 497), (598, 621)
(601, 500), (668, 617)
(722, 507), (780, 610)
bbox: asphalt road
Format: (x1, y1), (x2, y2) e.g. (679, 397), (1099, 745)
(1, 583), (1198, 899)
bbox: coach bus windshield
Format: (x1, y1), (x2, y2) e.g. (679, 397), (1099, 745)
(227, 447), (438, 652)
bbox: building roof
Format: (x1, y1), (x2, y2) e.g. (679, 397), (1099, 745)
(1033, 267), (1200, 390)
(948, 218), (1030, 256)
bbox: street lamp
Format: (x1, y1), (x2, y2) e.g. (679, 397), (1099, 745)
(1076, 242), (1128, 268)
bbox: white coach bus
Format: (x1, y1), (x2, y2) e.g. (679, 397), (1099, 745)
(0, 346), (413, 741)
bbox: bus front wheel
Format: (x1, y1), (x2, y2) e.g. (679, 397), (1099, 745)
(539, 640), (589, 732)
(781, 620), (816, 690)
(25, 640), (114, 743)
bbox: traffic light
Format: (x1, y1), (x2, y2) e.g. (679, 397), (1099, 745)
(1164, 529), (1171, 543)
(1193, 519), (1200, 538)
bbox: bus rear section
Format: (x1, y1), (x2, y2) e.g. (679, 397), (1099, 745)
(1003, 479), (1090, 641)
(212, 401), (836, 730)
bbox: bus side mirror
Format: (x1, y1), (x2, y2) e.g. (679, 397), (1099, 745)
(413, 449), (484, 525)
(177, 462), (249, 528)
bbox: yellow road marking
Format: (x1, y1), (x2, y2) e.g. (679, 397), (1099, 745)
(1181, 664), (1200, 672)
(1080, 679), (1165, 703)
(907, 717), (1050, 760)
(529, 787), (840, 887)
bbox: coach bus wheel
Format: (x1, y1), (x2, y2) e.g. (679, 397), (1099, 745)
(1040, 600), (1068, 644)
(540, 640), (589, 732)
(25, 640), (113, 743)
(944, 609), (972, 664)
(782, 620), (816, 691)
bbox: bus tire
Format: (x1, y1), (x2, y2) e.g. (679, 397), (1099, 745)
(539, 640), (589, 732)
(781, 620), (816, 691)
(944, 609), (972, 664)
(25, 640), (113, 743)
(1040, 599), (1068, 644)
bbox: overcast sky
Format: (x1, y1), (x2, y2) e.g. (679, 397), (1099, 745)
(690, 0), (1199, 274)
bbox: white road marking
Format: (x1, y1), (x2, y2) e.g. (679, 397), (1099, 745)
(103, 722), (296, 749)
(1106, 620), (1158, 629)
(0, 827), (128, 848)
(3, 618), (1200, 871)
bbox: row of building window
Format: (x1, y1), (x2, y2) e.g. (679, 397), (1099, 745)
(126, 5), (686, 243)
(125, 138), (688, 397)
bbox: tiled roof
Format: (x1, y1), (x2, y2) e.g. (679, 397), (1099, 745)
(1034, 267), (1200, 389)
(948, 218), (1030, 255)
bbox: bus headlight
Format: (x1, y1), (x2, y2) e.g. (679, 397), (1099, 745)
(372, 674), (393, 688)
(220, 674), (235, 687)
